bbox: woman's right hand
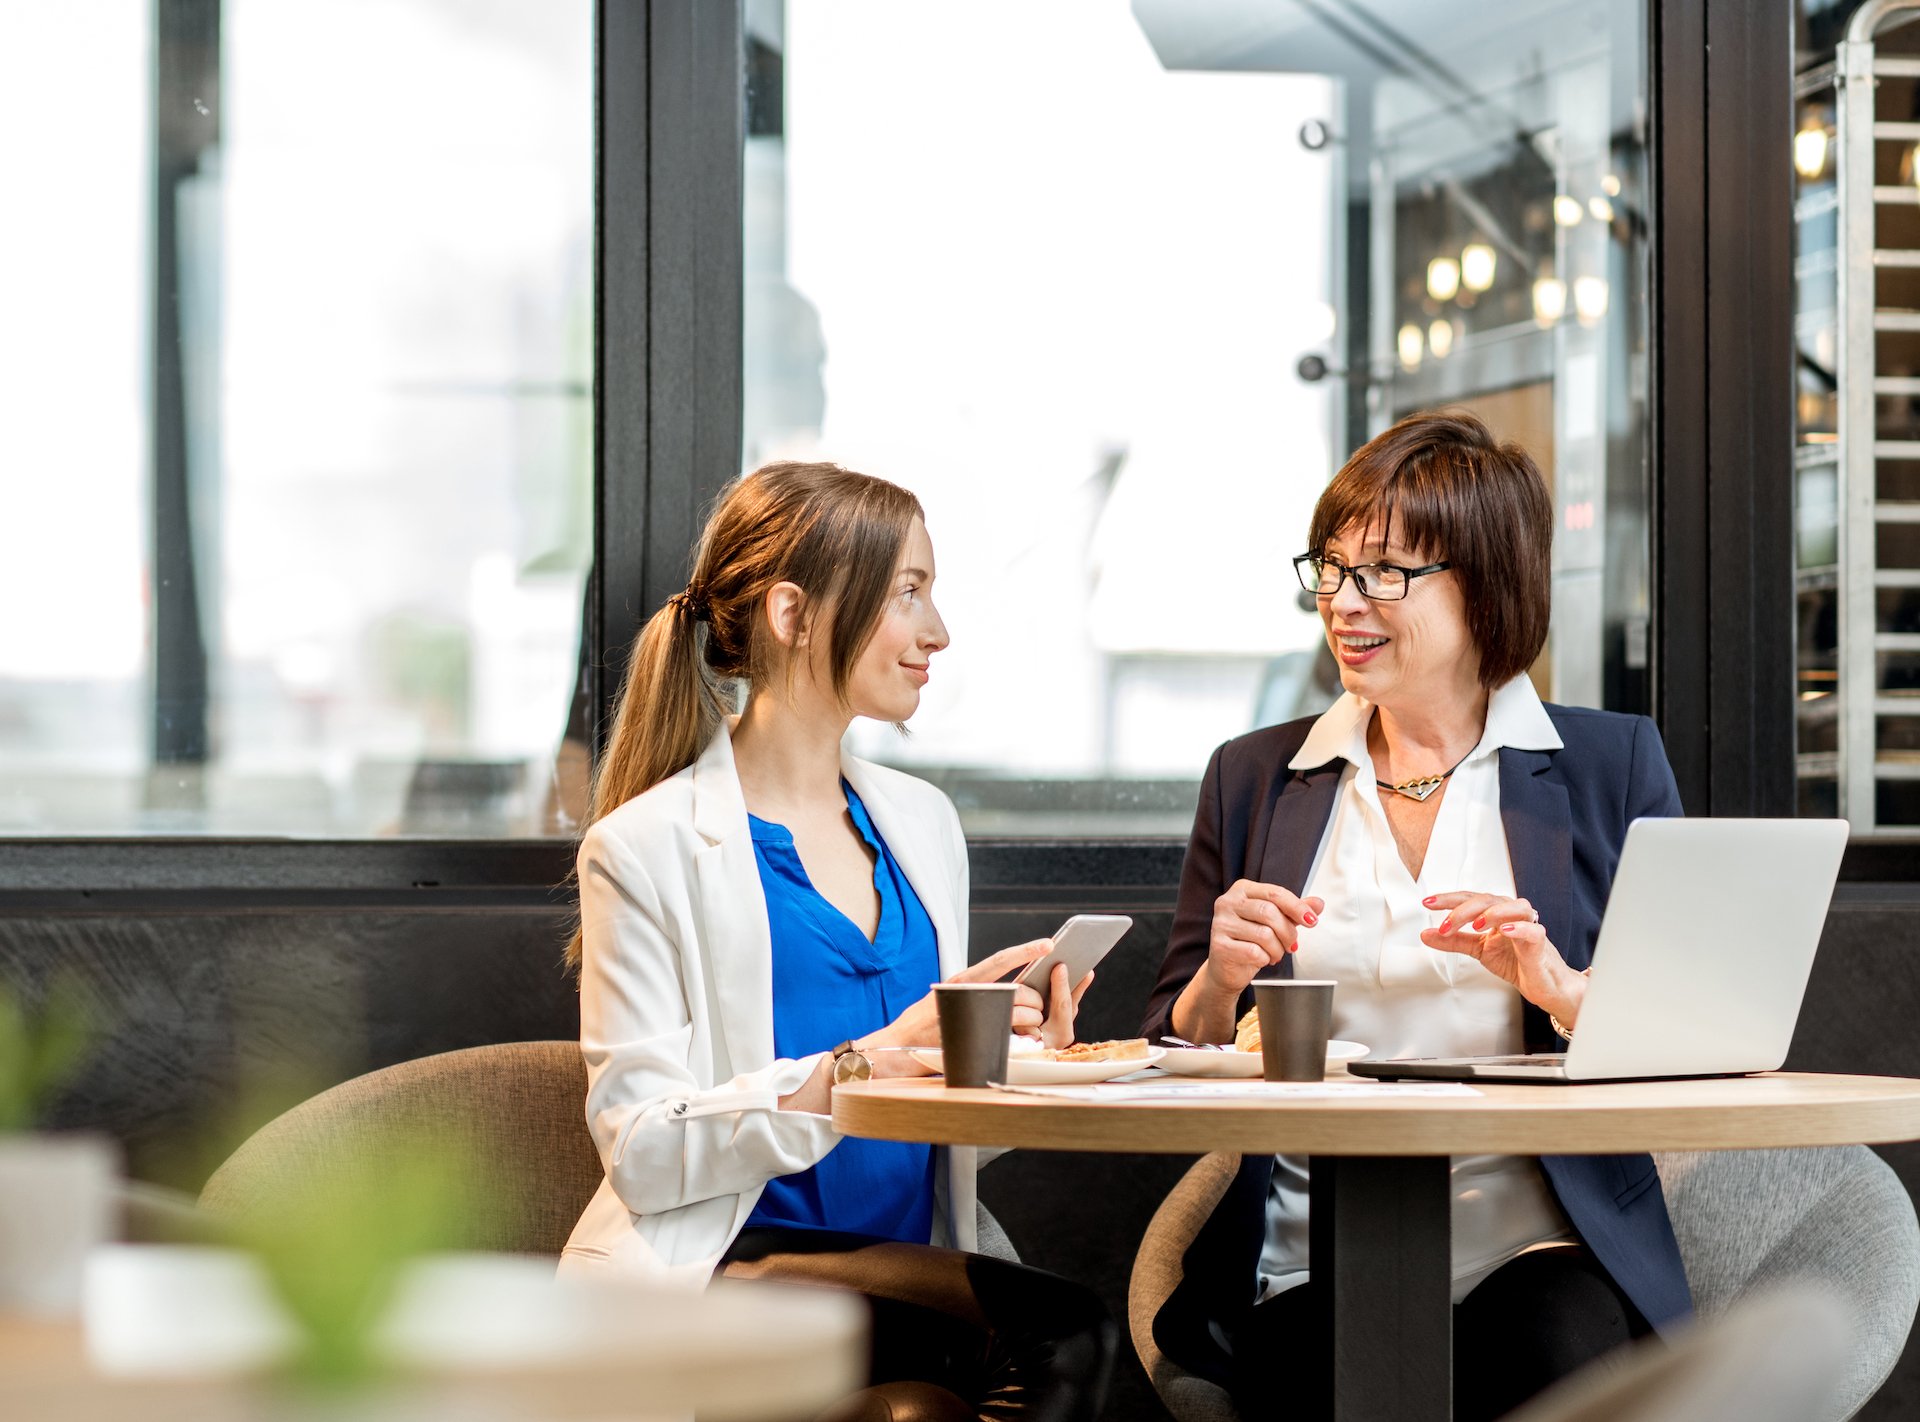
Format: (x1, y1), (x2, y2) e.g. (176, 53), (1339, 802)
(861, 941), (1052, 1070)
(1205, 880), (1325, 994)
(1171, 881), (1325, 1044)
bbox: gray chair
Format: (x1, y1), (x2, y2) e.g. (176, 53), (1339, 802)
(1656, 1147), (1920, 1419)
(199, 1040), (1018, 1261)
(1502, 1285), (1854, 1422)
(1129, 1147), (1920, 1422)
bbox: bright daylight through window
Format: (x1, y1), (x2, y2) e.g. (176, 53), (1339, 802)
(742, 0), (1654, 835)
(0, 2), (592, 837)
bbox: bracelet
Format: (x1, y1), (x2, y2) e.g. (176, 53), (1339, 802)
(1548, 967), (1594, 1042)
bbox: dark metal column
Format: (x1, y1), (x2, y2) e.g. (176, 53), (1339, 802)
(1702, 0), (1795, 819)
(1311, 1153), (1454, 1421)
(1651, 0), (1796, 817)
(149, 0), (221, 787)
(643, 0), (744, 619)
(596, 0), (651, 755)
(593, 0), (744, 754)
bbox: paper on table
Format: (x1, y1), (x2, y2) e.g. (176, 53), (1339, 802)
(986, 1080), (1483, 1102)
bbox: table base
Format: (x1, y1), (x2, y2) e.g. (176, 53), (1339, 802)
(1310, 1155), (1452, 1422)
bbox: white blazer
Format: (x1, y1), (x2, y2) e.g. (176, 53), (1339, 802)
(558, 721), (981, 1286)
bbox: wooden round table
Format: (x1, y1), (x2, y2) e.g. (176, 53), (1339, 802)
(0, 1247), (866, 1422)
(833, 1071), (1920, 1155)
(835, 1072), (1920, 1421)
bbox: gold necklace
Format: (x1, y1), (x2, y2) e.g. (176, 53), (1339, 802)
(1375, 750), (1472, 803)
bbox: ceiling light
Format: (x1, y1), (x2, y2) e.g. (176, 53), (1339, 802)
(1397, 323), (1423, 371)
(1461, 244), (1497, 292)
(1792, 126), (1828, 182)
(1574, 276), (1610, 325)
(1532, 277), (1567, 326)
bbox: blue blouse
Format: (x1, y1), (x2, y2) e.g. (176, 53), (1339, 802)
(742, 781), (940, 1243)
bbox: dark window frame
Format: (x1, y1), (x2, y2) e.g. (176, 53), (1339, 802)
(4, 0), (1882, 910)
(1651, 0), (1798, 824)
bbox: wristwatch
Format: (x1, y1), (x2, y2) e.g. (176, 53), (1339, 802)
(831, 1040), (873, 1085)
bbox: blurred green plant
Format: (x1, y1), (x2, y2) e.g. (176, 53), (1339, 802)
(234, 1118), (499, 1391)
(0, 978), (93, 1134)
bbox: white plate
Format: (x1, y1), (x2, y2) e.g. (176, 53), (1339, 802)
(1157, 1041), (1370, 1079)
(910, 1047), (1166, 1085)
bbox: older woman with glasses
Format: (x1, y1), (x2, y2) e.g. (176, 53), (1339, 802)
(1139, 410), (1690, 1422)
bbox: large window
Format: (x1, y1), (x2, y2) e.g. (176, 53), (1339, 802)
(1793, 1), (1920, 838)
(743, 0), (1655, 834)
(0, 2), (592, 838)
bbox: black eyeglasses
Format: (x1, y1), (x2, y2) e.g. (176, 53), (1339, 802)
(1293, 552), (1452, 602)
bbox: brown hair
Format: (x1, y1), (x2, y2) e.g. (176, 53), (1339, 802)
(564, 461), (924, 969)
(1306, 409), (1552, 688)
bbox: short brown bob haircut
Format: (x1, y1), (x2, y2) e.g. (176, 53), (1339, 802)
(1306, 409), (1552, 689)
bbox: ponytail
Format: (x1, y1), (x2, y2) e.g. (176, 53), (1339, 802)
(562, 595), (726, 970)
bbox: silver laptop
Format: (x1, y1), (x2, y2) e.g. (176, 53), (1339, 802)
(1347, 818), (1849, 1084)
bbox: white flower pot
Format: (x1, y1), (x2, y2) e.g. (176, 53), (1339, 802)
(0, 1132), (117, 1316)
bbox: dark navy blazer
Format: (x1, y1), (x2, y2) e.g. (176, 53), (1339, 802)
(1139, 703), (1693, 1382)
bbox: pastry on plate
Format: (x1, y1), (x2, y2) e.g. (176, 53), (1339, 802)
(1044, 1038), (1151, 1063)
(1233, 1007), (1261, 1054)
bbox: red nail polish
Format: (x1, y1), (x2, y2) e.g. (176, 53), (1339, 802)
(1501, 923), (1518, 934)
(1303, 913), (1318, 927)
(1472, 918), (1486, 931)
(1422, 896), (1437, 907)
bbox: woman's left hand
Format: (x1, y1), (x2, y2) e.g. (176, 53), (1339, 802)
(1419, 891), (1587, 1027)
(1012, 961), (1095, 1050)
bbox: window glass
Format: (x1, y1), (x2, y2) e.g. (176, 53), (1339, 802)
(1793, 51), (1840, 822)
(0, 2), (593, 836)
(742, 0), (1654, 835)
(1793, 2), (1920, 837)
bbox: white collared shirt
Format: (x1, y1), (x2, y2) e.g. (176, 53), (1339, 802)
(1257, 675), (1577, 1303)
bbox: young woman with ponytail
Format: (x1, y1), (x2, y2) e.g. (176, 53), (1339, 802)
(560, 463), (1116, 1422)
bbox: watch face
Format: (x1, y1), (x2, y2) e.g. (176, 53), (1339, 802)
(834, 1050), (872, 1084)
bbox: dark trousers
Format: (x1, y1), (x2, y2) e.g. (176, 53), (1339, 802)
(721, 1227), (1117, 1422)
(1224, 1245), (1654, 1422)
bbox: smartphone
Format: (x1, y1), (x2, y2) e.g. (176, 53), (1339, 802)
(1014, 914), (1134, 993)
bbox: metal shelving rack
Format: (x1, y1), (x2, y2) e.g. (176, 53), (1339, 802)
(1823, 0), (1920, 834)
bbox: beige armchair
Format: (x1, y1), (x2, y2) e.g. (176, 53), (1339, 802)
(199, 1040), (605, 1252)
(198, 1040), (1021, 1262)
